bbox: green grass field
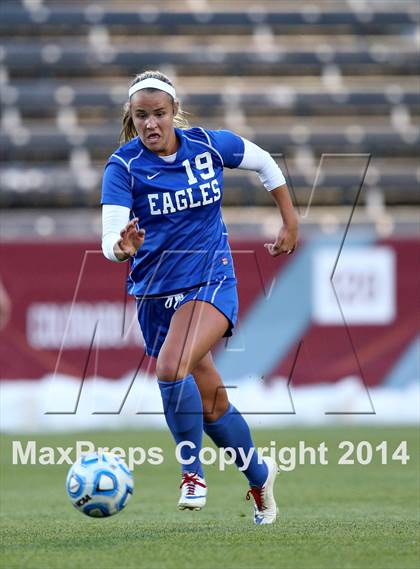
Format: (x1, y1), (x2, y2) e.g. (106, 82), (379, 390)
(1, 426), (419, 569)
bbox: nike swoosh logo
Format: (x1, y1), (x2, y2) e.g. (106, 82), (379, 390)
(147, 172), (161, 180)
(183, 495), (206, 499)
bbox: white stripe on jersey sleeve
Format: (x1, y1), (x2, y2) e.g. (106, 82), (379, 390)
(183, 131), (225, 166)
(238, 138), (286, 191)
(102, 204), (130, 262)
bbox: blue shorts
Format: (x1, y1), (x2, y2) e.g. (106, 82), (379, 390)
(136, 276), (238, 358)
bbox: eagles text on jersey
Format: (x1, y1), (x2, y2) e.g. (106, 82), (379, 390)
(101, 127), (245, 297)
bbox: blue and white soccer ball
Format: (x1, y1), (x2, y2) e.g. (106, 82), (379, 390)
(66, 452), (134, 518)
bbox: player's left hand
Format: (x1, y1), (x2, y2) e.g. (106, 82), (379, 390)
(264, 223), (298, 257)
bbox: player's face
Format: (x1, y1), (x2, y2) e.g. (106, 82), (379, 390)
(130, 91), (179, 155)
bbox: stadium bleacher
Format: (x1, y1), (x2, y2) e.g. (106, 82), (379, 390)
(0, 0), (419, 208)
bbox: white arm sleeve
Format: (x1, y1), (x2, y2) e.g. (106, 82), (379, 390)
(101, 204), (130, 262)
(238, 138), (286, 191)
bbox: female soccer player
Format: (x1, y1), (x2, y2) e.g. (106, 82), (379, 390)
(101, 70), (298, 525)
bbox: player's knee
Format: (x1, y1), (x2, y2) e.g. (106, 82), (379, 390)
(156, 357), (186, 382)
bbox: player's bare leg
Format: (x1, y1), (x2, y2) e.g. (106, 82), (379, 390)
(156, 300), (229, 382)
(191, 352), (229, 422)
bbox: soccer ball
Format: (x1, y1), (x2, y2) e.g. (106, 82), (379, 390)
(66, 452), (134, 518)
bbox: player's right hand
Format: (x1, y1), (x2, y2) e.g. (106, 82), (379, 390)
(115, 217), (145, 260)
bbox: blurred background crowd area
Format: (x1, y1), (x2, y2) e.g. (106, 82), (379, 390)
(0, 0), (418, 228)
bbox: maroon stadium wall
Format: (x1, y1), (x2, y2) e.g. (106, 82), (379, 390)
(0, 238), (418, 385)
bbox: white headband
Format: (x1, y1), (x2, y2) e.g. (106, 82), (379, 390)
(128, 78), (176, 100)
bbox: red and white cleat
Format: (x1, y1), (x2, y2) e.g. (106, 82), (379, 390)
(178, 472), (207, 511)
(246, 457), (279, 525)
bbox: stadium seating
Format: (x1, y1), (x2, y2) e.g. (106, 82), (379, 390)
(0, 0), (419, 207)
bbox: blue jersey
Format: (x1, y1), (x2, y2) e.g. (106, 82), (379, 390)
(101, 127), (245, 297)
